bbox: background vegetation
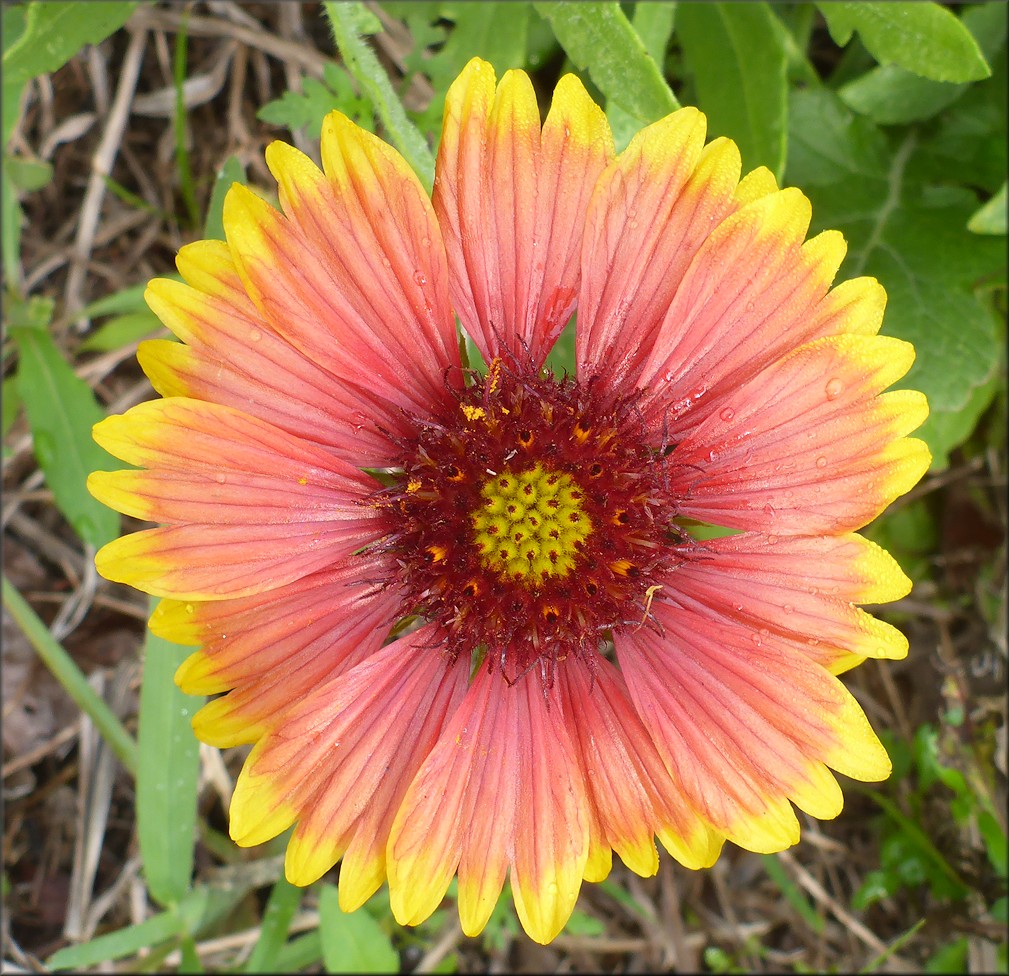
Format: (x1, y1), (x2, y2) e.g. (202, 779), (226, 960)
(3, 1), (1006, 972)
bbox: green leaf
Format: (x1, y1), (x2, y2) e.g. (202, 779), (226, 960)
(257, 64), (373, 139)
(46, 883), (246, 971)
(324, 0), (436, 190)
(318, 884), (398, 973)
(786, 88), (1006, 468)
(78, 311), (163, 353)
(838, 3), (1008, 125)
(605, 1), (676, 150)
(968, 181), (1007, 235)
(817, 2), (990, 83)
(675, 2), (789, 179)
(9, 297), (120, 548)
(534, 1), (679, 124)
(3, 2), (138, 88)
(2, 166), (22, 290)
(243, 877), (303, 974)
(204, 155), (246, 242)
(136, 602), (203, 908)
(79, 281), (153, 319)
(4, 153), (53, 191)
(433, 2), (530, 87)
(2, 374), (22, 441)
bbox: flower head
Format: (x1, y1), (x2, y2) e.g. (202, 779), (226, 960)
(89, 58), (930, 944)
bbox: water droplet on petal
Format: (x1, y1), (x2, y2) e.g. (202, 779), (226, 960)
(720, 407), (735, 422)
(784, 604), (794, 614)
(249, 329), (261, 342)
(382, 256), (392, 268)
(215, 473), (226, 484)
(816, 455), (828, 468)
(185, 604), (195, 614)
(825, 378), (844, 399)
(420, 236), (431, 247)
(766, 534), (778, 545)
(413, 270), (427, 286)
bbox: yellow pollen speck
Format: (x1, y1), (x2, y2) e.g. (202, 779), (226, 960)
(461, 405), (486, 422)
(470, 464), (592, 582)
(406, 478), (422, 493)
(298, 477), (308, 485)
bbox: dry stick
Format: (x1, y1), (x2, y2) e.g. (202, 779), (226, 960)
(414, 920), (464, 973)
(1, 721), (81, 778)
(132, 6), (332, 78)
(64, 28), (148, 321)
(776, 850), (912, 968)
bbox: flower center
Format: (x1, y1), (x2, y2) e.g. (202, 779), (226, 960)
(370, 361), (687, 680)
(471, 465), (591, 581)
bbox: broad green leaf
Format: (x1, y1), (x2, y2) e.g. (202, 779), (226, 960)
(2, 375), (22, 440)
(80, 281), (153, 319)
(244, 877), (303, 973)
(78, 311), (163, 353)
(274, 931), (324, 973)
(434, 2), (530, 86)
(204, 155), (246, 241)
(318, 884), (398, 973)
(4, 154), (52, 191)
(838, 3), (1007, 125)
(675, 2), (788, 179)
(3, 2), (138, 88)
(606, 1), (676, 150)
(817, 2), (990, 82)
(324, 0), (436, 190)
(534, 1), (679, 124)
(968, 182), (1007, 235)
(9, 298), (120, 548)
(787, 88), (1006, 468)
(136, 602), (203, 908)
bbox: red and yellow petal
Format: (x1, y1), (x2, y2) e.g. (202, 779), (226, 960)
(577, 111), (741, 388)
(618, 606), (891, 853)
(223, 154), (457, 427)
(558, 655), (723, 878)
(669, 334), (930, 535)
(162, 556), (396, 696)
(88, 399), (382, 600)
(387, 665), (590, 944)
(225, 629), (467, 904)
(634, 188), (847, 434)
(670, 531), (911, 674)
(143, 263), (402, 465)
(434, 58), (613, 368)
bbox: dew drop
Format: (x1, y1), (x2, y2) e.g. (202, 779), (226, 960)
(825, 378), (844, 399)
(719, 407), (735, 422)
(382, 256), (392, 268)
(766, 534), (778, 545)
(784, 604), (794, 614)
(185, 604), (195, 614)
(413, 270), (427, 286)
(816, 455), (828, 468)
(745, 301), (755, 313)
(215, 473), (227, 484)
(249, 328), (262, 342)
(420, 236), (431, 247)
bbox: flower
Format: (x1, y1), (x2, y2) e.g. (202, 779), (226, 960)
(88, 58), (930, 945)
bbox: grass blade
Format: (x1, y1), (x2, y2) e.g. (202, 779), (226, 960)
(2, 574), (137, 776)
(244, 877), (303, 973)
(324, 1), (436, 190)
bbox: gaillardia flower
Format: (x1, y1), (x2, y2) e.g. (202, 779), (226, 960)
(89, 59), (930, 943)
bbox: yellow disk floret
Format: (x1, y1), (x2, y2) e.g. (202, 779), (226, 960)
(471, 465), (592, 581)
